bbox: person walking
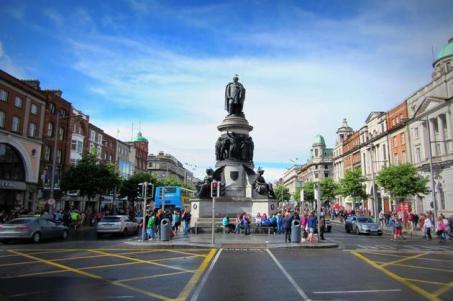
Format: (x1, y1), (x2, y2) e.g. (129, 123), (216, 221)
(277, 212), (284, 234)
(284, 212), (293, 243)
(181, 209), (191, 237)
(147, 213), (156, 240)
(424, 214), (433, 240)
(436, 215), (447, 243)
(307, 212), (317, 243)
(319, 215), (326, 240)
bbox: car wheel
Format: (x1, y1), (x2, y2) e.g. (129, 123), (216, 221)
(355, 227), (360, 235)
(123, 228), (128, 236)
(378, 232), (383, 236)
(32, 232), (41, 243)
(62, 230), (69, 240)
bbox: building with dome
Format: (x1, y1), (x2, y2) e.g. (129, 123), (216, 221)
(405, 38), (453, 215)
(298, 135), (333, 183)
(127, 131), (149, 173)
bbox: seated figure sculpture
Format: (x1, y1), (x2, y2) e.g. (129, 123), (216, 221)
(253, 168), (275, 198)
(196, 168), (214, 198)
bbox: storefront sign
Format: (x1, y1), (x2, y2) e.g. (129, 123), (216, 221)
(0, 180), (26, 190)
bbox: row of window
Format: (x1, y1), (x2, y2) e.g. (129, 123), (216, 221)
(43, 145), (63, 163)
(46, 122), (65, 139)
(0, 89), (40, 115)
(47, 102), (68, 117)
(0, 111), (39, 137)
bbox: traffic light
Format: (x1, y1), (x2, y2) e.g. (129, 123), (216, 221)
(137, 183), (143, 199)
(146, 183), (154, 200)
(219, 182), (226, 197)
(211, 180), (218, 198)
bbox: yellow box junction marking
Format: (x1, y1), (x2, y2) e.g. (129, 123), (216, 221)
(351, 251), (442, 301)
(176, 248), (217, 301)
(380, 252), (430, 267)
(433, 280), (453, 297)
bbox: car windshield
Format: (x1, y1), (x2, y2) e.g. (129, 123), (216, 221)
(357, 217), (373, 223)
(6, 218), (35, 224)
(100, 217), (121, 222)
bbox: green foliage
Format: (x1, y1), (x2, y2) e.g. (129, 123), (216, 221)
(339, 168), (367, 199)
(376, 163), (429, 201)
(119, 172), (159, 202)
(302, 181), (315, 203)
(274, 184), (290, 202)
(61, 153), (121, 200)
(320, 177), (339, 201)
(160, 175), (191, 189)
(294, 187), (301, 202)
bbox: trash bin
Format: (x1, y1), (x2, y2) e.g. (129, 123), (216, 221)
(291, 219), (301, 243)
(160, 218), (171, 241)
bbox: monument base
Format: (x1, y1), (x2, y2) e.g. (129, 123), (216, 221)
(189, 198), (278, 228)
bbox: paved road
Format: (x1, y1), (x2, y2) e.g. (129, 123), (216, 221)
(0, 223), (451, 301)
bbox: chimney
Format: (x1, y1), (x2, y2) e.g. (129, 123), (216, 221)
(45, 89), (63, 97)
(21, 80), (41, 90)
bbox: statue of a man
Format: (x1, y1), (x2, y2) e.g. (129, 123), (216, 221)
(225, 75), (246, 116)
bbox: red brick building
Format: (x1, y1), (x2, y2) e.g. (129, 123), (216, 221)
(128, 132), (148, 173)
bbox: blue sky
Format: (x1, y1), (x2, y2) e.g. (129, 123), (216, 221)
(1, 0), (452, 180)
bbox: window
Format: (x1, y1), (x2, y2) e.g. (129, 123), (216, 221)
(433, 118), (439, 133)
(60, 109), (67, 117)
(402, 150), (407, 163)
(47, 122), (54, 137)
(28, 123), (37, 137)
(44, 145), (51, 161)
(57, 149), (62, 164)
(71, 140), (77, 151)
(90, 130), (96, 141)
(401, 133), (405, 145)
(324, 165), (328, 169)
(0, 89), (8, 101)
(416, 147), (421, 162)
(315, 149), (318, 157)
(393, 136), (397, 147)
(48, 103), (56, 113)
(0, 111), (4, 128)
(414, 127), (419, 139)
(393, 153), (398, 164)
(58, 128), (64, 140)
(12, 116), (20, 132)
(14, 96), (22, 108)
(436, 143), (441, 156)
(77, 141), (83, 153)
(31, 104), (38, 115)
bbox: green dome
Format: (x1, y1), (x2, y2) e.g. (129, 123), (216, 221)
(134, 131), (148, 143)
(313, 134), (325, 145)
(434, 38), (453, 66)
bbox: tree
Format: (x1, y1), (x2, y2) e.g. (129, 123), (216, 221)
(119, 172), (158, 203)
(302, 181), (315, 203)
(61, 153), (121, 200)
(294, 187), (301, 202)
(160, 175), (191, 189)
(376, 163), (429, 202)
(339, 168), (367, 202)
(320, 177), (339, 205)
(274, 184), (290, 203)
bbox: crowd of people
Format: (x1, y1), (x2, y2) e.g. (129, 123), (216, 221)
(142, 208), (191, 240)
(221, 210), (327, 243)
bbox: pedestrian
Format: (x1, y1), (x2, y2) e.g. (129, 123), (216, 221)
(181, 208), (191, 237)
(307, 212), (317, 243)
(436, 215), (447, 243)
(242, 214), (250, 235)
(379, 210), (385, 229)
(234, 214), (242, 234)
(277, 212), (283, 234)
(147, 213), (156, 240)
(424, 214), (433, 240)
(319, 215), (326, 240)
(283, 212), (293, 243)
(300, 212), (308, 242)
(392, 215), (402, 241)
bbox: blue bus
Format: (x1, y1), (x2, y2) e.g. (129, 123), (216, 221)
(154, 186), (195, 209)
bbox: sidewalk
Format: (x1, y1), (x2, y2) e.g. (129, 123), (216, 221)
(125, 231), (339, 249)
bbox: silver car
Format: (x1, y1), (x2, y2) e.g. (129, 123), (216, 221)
(96, 215), (138, 238)
(0, 217), (69, 243)
(345, 216), (383, 235)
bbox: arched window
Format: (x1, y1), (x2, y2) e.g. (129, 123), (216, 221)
(0, 143), (25, 181)
(47, 122), (54, 137)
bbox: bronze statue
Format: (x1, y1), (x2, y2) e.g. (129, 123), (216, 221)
(225, 75), (246, 116)
(196, 168), (214, 198)
(253, 168), (275, 198)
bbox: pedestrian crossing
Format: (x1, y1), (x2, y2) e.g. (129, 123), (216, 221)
(351, 243), (453, 252)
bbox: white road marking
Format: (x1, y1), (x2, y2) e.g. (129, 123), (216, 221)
(266, 249), (311, 301)
(190, 248), (223, 301)
(313, 289), (402, 294)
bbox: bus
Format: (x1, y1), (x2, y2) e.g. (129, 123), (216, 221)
(154, 186), (195, 210)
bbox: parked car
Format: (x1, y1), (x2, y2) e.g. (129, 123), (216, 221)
(96, 215), (138, 238)
(345, 216), (382, 235)
(0, 217), (69, 243)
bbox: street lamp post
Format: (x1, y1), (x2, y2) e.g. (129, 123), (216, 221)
(368, 145), (379, 222)
(426, 118), (438, 219)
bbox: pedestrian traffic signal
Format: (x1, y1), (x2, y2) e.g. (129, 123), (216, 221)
(210, 180), (218, 198)
(219, 182), (226, 197)
(146, 183), (154, 200)
(137, 183), (143, 199)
